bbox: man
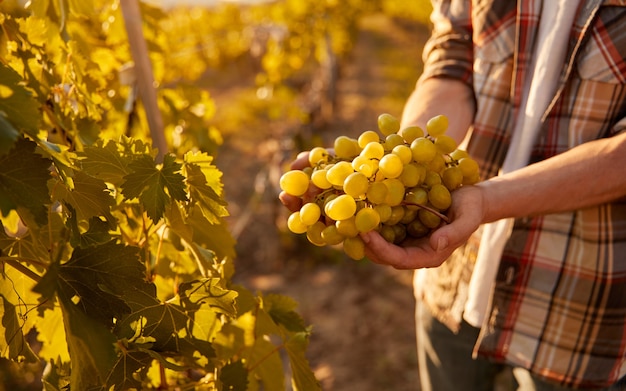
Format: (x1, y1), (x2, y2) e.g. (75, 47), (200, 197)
(360, 1), (626, 390)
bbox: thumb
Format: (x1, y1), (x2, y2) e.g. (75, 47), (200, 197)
(428, 214), (478, 254)
(429, 229), (450, 253)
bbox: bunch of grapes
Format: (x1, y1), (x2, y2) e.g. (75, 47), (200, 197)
(280, 113), (480, 260)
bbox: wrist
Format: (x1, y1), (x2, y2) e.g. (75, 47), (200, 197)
(474, 179), (500, 224)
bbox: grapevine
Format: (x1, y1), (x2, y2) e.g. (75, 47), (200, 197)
(0, 0), (321, 389)
(280, 113), (481, 260)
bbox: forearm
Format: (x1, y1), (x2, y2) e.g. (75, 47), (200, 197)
(400, 77), (475, 144)
(478, 132), (626, 223)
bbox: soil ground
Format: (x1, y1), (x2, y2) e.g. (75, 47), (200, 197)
(212, 14), (430, 391)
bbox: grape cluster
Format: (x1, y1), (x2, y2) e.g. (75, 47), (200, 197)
(280, 113), (480, 260)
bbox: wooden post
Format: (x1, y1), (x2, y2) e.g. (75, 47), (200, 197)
(120, 0), (168, 163)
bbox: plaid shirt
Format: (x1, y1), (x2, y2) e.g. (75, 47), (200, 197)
(417, 0), (626, 388)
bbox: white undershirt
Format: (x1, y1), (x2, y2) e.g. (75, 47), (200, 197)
(462, 0), (581, 327)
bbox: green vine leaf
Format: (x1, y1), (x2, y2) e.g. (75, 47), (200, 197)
(0, 137), (52, 227)
(183, 151), (224, 196)
(104, 347), (152, 390)
(114, 278), (237, 364)
(249, 337), (286, 391)
(0, 294), (38, 362)
(35, 241), (152, 328)
(55, 170), (117, 229)
(35, 304), (70, 362)
(285, 332), (322, 391)
(113, 297), (215, 362)
(264, 293), (307, 333)
(78, 140), (131, 186)
(0, 115), (20, 157)
(58, 291), (118, 390)
(185, 163), (229, 224)
(220, 360), (249, 391)
(174, 278), (238, 342)
(0, 63), (40, 145)
(188, 209), (237, 262)
(66, 211), (113, 249)
(121, 154), (188, 222)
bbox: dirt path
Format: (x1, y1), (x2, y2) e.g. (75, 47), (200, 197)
(214, 14), (430, 391)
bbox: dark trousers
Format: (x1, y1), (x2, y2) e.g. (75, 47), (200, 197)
(415, 300), (626, 391)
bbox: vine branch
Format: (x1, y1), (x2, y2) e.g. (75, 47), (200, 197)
(0, 257), (43, 283)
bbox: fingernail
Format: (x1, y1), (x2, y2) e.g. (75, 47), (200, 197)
(360, 232), (371, 244)
(436, 237), (448, 251)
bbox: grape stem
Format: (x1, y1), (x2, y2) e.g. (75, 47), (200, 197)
(402, 202), (450, 224)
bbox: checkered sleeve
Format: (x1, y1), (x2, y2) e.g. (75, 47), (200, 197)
(420, 0), (474, 87)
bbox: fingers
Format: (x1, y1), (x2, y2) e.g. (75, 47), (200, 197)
(361, 231), (450, 269)
(360, 186), (485, 270)
(279, 191), (303, 212)
(291, 151), (311, 170)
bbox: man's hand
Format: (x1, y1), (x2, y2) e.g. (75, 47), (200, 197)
(278, 151), (320, 212)
(361, 184), (485, 269)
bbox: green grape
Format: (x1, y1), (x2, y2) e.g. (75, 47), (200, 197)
(321, 224), (345, 245)
(326, 161), (354, 186)
(442, 166), (464, 190)
(419, 208), (442, 229)
(383, 134), (404, 150)
(463, 172), (481, 185)
(428, 184), (452, 210)
(392, 223), (407, 243)
(413, 164), (428, 185)
(322, 193), (339, 214)
(366, 181), (388, 204)
(308, 146), (328, 166)
(343, 172), (369, 198)
(352, 155), (369, 171)
(374, 203), (392, 223)
(399, 163), (421, 188)
(400, 125), (424, 143)
(353, 156), (377, 178)
(428, 153), (446, 173)
(380, 224), (396, 243)
(404, 188), (428, 209)
(400, 207), (418, 224)
(280, 170), (310, 196)
(410, 137), (437, 163)
(379, 153), (403, 179)
(383, 178), (405, 206)
(434, 134), (458, 154)
(334, 135), (359, 158)
(424, 170), (442, 187)
(407, 218), (430, 238)
(325, 194), (357, 221)
(458, 157), (480, 178)
(306, 221), (328, 246)
(387, 205), (405, 225)
(358, 130), (380, 148)
(392, 144), (412, 165)
(343, 236), (365, 260)
(426, 114), (449, 137)
(450, 148), (470, 161)
(355, 207), (381, 233)
(360, 141), (385, 160)
(336, 216), (359, 237)
(300, 202), (321, 225)
(288, 211), (308, 234)
(311, 169), (332, 189)
(378, 113), (400, 136)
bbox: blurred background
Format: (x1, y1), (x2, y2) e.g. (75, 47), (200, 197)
(192, 1), (432, 389)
